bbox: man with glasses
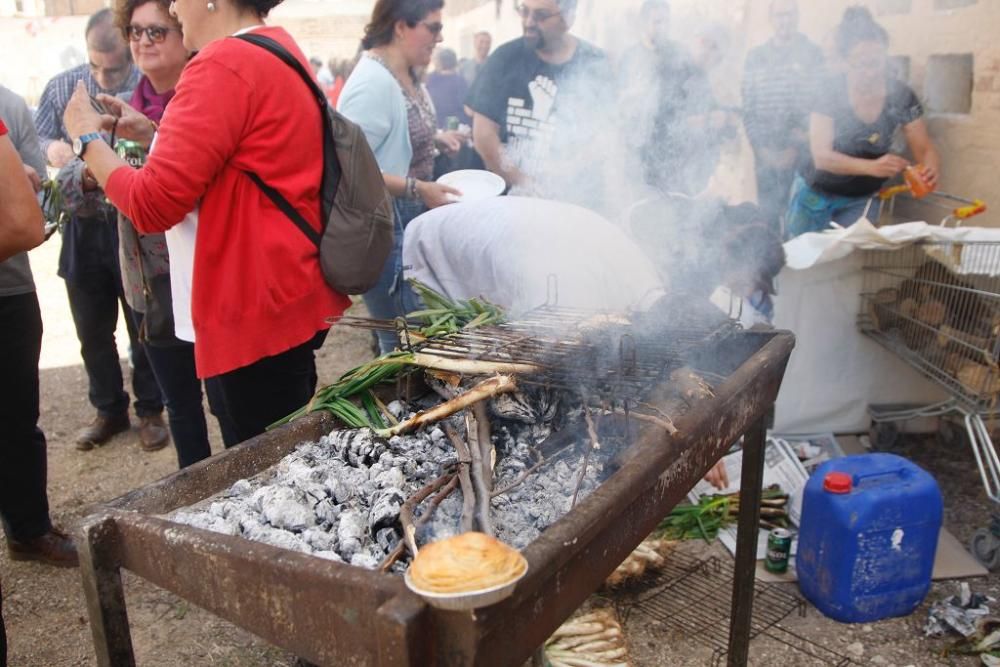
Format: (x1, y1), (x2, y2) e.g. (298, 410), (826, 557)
(741, 0), (824, 227)
(33, 9), (167, 453)
(466, 0), (611, 207)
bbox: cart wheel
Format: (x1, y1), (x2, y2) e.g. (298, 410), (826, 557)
(971, 528), (1000, 571)
(869, 421), (900, 450)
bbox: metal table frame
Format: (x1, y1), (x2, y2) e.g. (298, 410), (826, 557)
(78, 331), (794, 667)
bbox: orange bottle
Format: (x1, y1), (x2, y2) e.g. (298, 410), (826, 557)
(904, 165), (934, 199)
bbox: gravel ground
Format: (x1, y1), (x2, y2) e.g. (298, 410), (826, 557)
(3, 236), (997, 666)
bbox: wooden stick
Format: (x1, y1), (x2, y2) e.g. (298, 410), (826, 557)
(611, 409), (679, 436)
(380, 375), (517, 437)
(571, 408), (599, 509)
(399, 473), (456, 558)
(473, 402), (494, 492)
(464, 411), (494, 536)
(491, 442), (579, 499)
(380, 474), (459, 572)
(445, 424), (477, 533)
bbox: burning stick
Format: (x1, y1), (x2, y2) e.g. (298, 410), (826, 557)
(399, 473), (458, 558)
(670, 367), (715, 405)
(445, 424), (477, 533)
(465, 409), (495, 537)
(492, 442), (577, 499)
(380, 476), (459, 573)
(378, 375), (518, 438)
(612, 409), (679, 436)
(571, 408), (600, 509)
(472, 402), (494, 492)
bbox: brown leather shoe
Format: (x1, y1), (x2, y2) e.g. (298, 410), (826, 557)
(138, 413), (170, 452)
(75, 413), (131, 451)
(7, 527), (79, 568)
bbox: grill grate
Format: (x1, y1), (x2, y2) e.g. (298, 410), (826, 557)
(333, 304), (737, 402)
(619, 553), (856, 666)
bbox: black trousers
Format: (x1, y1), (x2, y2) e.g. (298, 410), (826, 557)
(0, 292), (51, 542)
(213, 331), (325, 444)
(65, 280), (162, 418)
(135, 314), (240, 466)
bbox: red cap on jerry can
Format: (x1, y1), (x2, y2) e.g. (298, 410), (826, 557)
(823, 472), (853, 494)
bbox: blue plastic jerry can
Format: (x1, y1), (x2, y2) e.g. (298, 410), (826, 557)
(796, 453), (943, 623)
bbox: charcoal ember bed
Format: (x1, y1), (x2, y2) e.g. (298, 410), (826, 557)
(168, 390), (622, 572)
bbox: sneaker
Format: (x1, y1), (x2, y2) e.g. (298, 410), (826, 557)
(75, 413), (131, 451)
(7, 527), (79, 568)
(138, 413), (170, 452)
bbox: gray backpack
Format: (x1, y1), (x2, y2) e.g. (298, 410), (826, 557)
(236, 33), (394, 295)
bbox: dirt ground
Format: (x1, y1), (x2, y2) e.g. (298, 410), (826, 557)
(3, 235), (998, 666)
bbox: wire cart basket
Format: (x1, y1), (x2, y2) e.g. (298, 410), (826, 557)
(859, 190), (1000, 566)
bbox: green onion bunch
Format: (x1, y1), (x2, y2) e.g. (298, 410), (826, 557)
(406, 279), (506, 337)
(657, 485), (789, 542)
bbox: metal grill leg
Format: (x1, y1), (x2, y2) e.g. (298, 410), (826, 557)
(78, 514), (135, 667)
(726, 416), (767, 667)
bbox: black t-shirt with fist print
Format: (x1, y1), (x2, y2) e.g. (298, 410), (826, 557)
(804, 75), (924, 197)
(466, 36), (611, 174)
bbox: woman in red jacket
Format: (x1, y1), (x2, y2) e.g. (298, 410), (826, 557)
(63, 0), (351, 442)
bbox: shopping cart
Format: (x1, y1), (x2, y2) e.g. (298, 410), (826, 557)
(859, 189), (1000, 566)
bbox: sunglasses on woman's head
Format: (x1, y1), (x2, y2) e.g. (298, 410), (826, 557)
(126, 24), (177, 43)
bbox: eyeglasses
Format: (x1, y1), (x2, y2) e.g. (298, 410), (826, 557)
(515, 3), (561, 23)
(420, 21), (444, 36)
(125, 24), (177, 43)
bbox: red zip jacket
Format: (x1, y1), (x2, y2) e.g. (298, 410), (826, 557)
(105, 27), (350, 378)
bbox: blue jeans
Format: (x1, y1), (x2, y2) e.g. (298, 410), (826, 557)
(363, 198), (423, 355)
(784, 175), (882, 240)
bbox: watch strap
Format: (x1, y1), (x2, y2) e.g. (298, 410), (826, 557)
(76, 132), (103, 157)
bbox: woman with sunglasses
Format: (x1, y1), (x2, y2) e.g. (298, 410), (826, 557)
(784, 7), (940, 239)
(338, 0), (467, 355)
(57, 0), (238, 468)
(62, 0), (350, 444)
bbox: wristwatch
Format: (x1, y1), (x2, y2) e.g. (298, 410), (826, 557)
(73, 132), (103, 158)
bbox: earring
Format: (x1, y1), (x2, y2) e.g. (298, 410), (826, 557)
(206, 1), (216, 10)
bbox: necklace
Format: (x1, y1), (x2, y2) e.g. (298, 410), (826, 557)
(366, 52), (436, 132)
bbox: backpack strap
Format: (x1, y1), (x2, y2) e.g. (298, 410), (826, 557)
(234, 32), (338, 249)
(244, 171), (321, 246)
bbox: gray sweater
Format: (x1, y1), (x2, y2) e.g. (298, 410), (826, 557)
(0, 85), (45, 297)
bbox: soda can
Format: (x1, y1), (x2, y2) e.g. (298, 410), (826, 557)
(116, 139), (147, 169)
(765, 528), (792, 574)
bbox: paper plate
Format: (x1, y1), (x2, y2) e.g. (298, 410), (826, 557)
(403, 561), (528, 611)
(437, 169), (506, 203)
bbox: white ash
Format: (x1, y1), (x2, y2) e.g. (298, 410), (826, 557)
(419, 421), (612, 549)
(169, 414), (459, 571)
(169, 392), (616, 571)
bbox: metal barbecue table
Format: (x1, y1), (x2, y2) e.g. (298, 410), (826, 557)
(78, 327), (795, 667)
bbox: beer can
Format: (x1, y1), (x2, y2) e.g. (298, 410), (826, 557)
(116, 139), (147, 169)
(765, 528), (792, 574)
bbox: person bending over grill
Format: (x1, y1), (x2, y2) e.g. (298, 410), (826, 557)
(402, 195), (734, 488)
(626, 195), (787, 327)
